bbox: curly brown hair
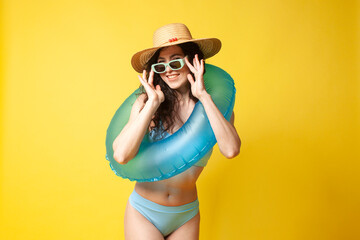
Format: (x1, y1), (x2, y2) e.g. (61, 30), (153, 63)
(139, 42), (205, 137)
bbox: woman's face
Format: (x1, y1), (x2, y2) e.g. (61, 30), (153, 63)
(157, 45), (190, 91)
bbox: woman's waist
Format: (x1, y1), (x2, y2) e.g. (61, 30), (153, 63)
(134, 182), (198, 206)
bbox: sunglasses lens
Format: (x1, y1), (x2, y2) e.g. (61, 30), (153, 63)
(154, 64), (165, 73)
(169, 60), (182, 70)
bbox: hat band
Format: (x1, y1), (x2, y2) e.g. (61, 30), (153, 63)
(157, 37), (192, 47)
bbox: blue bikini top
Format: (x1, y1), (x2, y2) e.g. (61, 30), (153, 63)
(149, 126), (212, 167)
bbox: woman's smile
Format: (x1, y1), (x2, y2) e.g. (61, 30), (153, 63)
(166, 73), (180, 81)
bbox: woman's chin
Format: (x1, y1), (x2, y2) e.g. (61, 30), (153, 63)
(168, 82), (189, 91)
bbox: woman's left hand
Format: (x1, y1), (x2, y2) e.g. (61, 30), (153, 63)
(185, 54), (208, 100)
(186, 54), (241, 159)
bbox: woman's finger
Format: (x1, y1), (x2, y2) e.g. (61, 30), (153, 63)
(138, 75), (146, 86)
(155, 85), (165, 102)
(187, 73), (195, 85)
(184, 57), (196, 73)
(155, 85), (163, 96)
(194, 54), (200, 69)
(138, 75), (151, 92)
(148, 69), (155, 86)
(142, 69), (148, 81)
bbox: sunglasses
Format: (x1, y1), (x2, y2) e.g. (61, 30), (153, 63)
(151, 56), (187, 74)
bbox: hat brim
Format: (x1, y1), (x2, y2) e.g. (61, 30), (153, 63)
(131, 38), (221, 73)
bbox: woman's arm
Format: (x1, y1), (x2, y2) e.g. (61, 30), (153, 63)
(185, 55), (241, 158)
(198, 95), (241, 158)
(112, 69), (164, 164)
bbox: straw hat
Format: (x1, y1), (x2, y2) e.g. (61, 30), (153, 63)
(131, 23), (222, 73)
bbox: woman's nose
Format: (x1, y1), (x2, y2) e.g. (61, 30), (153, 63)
(165, 65), (172, 72)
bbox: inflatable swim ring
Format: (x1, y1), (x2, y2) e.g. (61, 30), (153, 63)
(105, 64), (236, 182)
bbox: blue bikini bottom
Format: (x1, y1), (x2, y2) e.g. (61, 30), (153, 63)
(129, 190), (199, 237)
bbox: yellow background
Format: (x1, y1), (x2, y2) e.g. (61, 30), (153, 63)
(1, 0), (359, 239)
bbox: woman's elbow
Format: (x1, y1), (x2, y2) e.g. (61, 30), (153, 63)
(113, 152), (129, 165)
(223, 140), (241, 159)
(112, 141), (128, 164)
(113, 146), (135, 165)
(224, 147), (240, 159)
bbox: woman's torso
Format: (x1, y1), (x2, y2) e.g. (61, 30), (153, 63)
(135, 165), (204, 206)
(135, 98), (210, 206)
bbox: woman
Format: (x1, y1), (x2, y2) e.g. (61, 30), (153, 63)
(112, 23), (241, 240)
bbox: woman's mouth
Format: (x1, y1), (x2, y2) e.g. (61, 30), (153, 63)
(166, 74), (180, 81)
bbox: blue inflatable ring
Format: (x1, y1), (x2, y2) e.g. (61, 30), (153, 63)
(105, 64), (236, 182)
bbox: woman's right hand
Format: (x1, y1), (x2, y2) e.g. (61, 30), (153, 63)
(138, 69), (165, 107)
(113, 70), (164, 165)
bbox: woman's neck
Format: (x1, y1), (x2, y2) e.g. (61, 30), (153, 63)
(175, 83), (193, 103)
(175, 89), (192, 107)
(172, 88), (195, 126)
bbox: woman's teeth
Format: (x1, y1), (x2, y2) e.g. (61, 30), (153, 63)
(167, 75), (178, 79)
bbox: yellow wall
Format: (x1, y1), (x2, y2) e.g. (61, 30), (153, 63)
(1, 0), (359, 239)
